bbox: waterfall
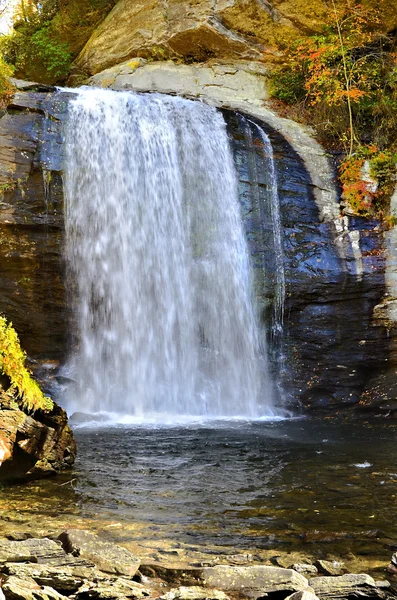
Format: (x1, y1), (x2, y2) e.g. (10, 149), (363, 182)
(63, 88), (275, 421)
(252, 123), (286, 348)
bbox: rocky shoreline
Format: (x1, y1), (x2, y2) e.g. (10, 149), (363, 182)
(0, 531), (395, 600)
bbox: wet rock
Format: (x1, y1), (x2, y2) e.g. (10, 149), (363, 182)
(0, 402), (76, 483)
(139, 565), (203, 586)
(293, 565), (318, 577)
(202, 566), (309, 597)
(59, 530), (140, 577)
(387, 552), (397, 574)
(309, 574), (390, 599)
(75, 579), (150, 599)
(273, 555), (313, 570)
(10, 78), (56, 93)
(0, 88), (68, 360)
(69, 412), (108, 424)
(315, 561), (345, 576)
(160, 587), (229, 600)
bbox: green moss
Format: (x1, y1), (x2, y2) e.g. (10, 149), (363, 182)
(0, 316), (53, 413)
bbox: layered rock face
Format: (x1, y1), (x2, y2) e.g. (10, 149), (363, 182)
(75, 0), (397, 76)
(0, 82), (70, 360)
(226, 113), (387, 411)
(0, 83), (76, 483)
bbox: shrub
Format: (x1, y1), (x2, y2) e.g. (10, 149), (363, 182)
(0, 316), (53, 413)
(339, 146), (397, 216)
(0, 55), (14, 109)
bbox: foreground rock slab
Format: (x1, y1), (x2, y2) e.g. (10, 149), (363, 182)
(3, 563), (96, 593)
(202, 566), (309, 597)
(0, 539), (76, 566)
(59, 530), (140, 577)
(309, 574), (391, 599)
(2, 575), (68, 600)
(75, 578), (150, 599)
(160, 587), (229, 600)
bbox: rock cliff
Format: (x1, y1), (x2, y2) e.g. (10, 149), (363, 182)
(75, 0), (397, 76)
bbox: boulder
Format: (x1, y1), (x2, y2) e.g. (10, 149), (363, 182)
(0, 402), (76, 483)
(309, 574), (391, 599)
(315, 561), (345, 576)
(202, 566), (309, 597)
(58, 530), (140, 577)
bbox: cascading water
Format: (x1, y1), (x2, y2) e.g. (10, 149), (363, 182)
(252, 122), (286, 348)
(64, 88), (275, 421)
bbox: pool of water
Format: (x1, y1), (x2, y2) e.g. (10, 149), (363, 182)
(1, 418), (396, 575)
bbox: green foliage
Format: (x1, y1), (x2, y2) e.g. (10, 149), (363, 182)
(1, 0), (116, 84)
(268, 0), (397, 218)
(30, 25), (71, 79)
(0, 55), (14, 108)
(1, 18), (72, 83)
(0, 316), (53, 413)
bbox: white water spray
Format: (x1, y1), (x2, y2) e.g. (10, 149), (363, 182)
(64, 88), (274, 420)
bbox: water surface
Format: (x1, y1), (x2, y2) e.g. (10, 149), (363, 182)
(2, 418), (396, 575)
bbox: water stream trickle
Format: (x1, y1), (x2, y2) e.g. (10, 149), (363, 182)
(253, 124), (286, 346)
(64, 88), (275, 420)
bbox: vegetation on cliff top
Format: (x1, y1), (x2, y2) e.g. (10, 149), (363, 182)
(0, 316), (53, 413)
(0, 0), (116, 83)
(268, 0), (397, 217)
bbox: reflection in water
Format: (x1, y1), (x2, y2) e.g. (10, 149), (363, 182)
(1, 419), (396, 573)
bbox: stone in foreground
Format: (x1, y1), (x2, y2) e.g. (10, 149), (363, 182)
(59, 530), (140, 577)
(0, 539), (67, 566)
(3, 562), (96, 593)
(75, 578), (150, 599)
(202, 566), (309, 598)
(2, 575), (68, 600)
(309, 574), (391, 599)
(160, 587), (229, 600)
